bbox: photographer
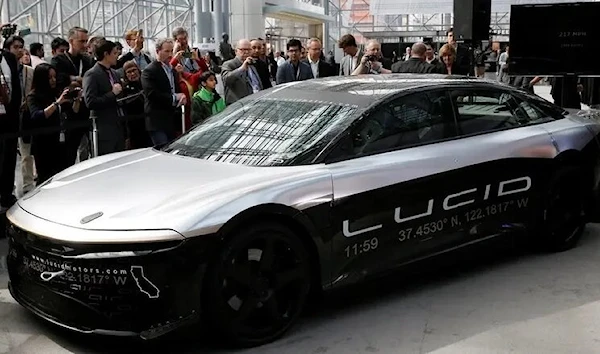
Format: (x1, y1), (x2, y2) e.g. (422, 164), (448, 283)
(83, 39), (125, 155)
(26, 63), (81, 184)
(117, 29), (151, 71)
(351, 40), (392, 75)
(171, 27), (207, 74)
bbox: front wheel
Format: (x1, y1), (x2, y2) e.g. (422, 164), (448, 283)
(203, 222), (311, 347)
(542, 170), (587, 252)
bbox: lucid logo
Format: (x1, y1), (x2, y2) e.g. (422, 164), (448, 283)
(343, 176), (532, 238)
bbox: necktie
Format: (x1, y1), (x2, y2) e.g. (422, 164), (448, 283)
(105, 68), (125, 117)
(247, 67), (261, 93)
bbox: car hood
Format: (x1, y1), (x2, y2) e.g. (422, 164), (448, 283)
(18, 149), (321, 232)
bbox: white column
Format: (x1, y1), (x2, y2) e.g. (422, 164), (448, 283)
(0, 0), (9, 25)
(200, 0), (211, 42)
(212, 0), (223, 43)
(222, 0), (230, 37)
(229, 0), (264, 42)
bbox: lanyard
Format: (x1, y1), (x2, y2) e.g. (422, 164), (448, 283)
(20, 66), (26, 99)
(65, 53), (83, 77)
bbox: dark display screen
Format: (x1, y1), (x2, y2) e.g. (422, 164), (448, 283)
(509, 2), (600, 75)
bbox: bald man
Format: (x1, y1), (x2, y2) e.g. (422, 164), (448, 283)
(351, 39), (392, 75)
(221, 38), (264, 104)
(391, 42), (437, 74)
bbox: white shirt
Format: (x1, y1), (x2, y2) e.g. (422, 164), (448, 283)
(352, 51), (361, 72)
(308, 58), (319, 78)
(30, 55), (45, 68)
(0, 57), (12, 114)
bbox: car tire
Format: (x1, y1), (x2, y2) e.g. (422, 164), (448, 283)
(203, 222), (311, 348)
(542, 167), (587, 252)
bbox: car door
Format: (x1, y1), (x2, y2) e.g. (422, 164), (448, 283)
(325, 89), (472, 286)
(445, 85), (558, 238)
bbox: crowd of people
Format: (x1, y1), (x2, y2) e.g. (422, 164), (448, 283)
(0, 24), (571, 217)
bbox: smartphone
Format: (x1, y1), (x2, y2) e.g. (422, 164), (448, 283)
(137, 29), (143, 37)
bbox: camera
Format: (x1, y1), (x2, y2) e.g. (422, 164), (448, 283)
(66, 87), (82, 99)
(182, 49), (192, 58)
(1, 24), (17, 39)
(365, 55), (377, 62)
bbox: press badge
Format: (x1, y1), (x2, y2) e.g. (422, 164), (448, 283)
(59, 131), (65, 142)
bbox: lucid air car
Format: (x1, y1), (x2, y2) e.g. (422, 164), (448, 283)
(6, 74), (600, 347)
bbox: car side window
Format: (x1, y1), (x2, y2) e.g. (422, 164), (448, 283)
(451, 89), (531, 136)
(515, 97), (549, 121)
(350, 91), (456, 156)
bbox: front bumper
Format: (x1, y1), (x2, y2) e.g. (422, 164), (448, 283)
(6, 217), (220, 339)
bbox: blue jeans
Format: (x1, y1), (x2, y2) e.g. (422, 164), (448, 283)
(149, 131), (172, 146)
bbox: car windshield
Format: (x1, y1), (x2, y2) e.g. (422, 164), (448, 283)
(162, 97), (359, 166)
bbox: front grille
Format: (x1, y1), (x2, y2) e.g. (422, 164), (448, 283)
(6, 222), (209, 334)
(11, 278), (113, 330)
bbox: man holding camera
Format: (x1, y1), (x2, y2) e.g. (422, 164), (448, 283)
(171, 27), (205, 74)
(83, 39), (125, 155)
(221, 39), (264, 105)
(351, 40), (392, 76)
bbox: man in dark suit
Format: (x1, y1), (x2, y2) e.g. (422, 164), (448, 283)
(0, 48), (21, 210)
(250, 38), (272, 90)
(276, 39), (313, 84)
(425, 42), (444, 73)
(141, 38), (186, 145)
(51, 26), (95, 164)
(305, 38), (334, 79)
(446, 28), (471, 76)
(392, 42), (436, 74)
(83, 39), (125, 155)
(221, 39), (263, 105)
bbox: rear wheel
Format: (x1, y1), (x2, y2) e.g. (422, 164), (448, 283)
(542, 169), (587, 252)
(204, 222), (311, 347)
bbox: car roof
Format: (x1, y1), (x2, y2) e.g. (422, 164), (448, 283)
(258, 74), (505, 108)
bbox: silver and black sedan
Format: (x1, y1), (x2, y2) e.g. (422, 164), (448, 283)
(6, 74), (600, 347)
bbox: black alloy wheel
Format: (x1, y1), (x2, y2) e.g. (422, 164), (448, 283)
(204, 222), (311, 347)
(543, 170), (586, 252)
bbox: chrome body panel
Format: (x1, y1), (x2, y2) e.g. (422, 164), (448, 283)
(11, 148), (334, 241)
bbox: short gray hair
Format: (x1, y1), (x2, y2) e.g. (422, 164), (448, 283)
(68, 26), (88, 39)
(172, 27), (188, 39)
(155, 38), (174, 51)
(306, 38), (321, 47)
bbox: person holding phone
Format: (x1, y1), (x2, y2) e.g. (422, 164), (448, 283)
(117, 29), (151, 71)
(170, 27), (207, 74)
(26, 63), (81, 184)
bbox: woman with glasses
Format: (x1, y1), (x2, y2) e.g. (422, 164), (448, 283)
(120, 60), (151, 149)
